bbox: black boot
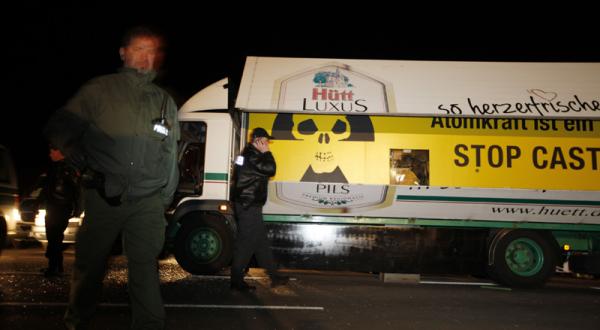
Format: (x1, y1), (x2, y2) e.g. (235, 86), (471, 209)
(270, 274), (290, 287)
(42, 257), (62, 278)
(230, 281), (256, 292)
(41, 267), (61, 278)
(56, 255), (64, 273)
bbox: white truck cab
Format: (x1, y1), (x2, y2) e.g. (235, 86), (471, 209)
(166, 78), (238, 274)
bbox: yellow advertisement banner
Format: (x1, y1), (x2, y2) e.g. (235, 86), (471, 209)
(248, 113), (600, 190)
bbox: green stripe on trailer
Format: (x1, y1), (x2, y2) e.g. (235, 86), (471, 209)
(263, 214), (600, 231)
(395, 195), (600, 207)
(204, 172), (228, 181)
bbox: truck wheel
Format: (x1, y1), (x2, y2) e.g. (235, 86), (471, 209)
(488, 230), (558, 288)
(174, 213), (233, 275)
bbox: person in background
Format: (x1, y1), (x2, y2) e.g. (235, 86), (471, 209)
(44, 25), (179, 330)
(38, 146), (81, 278)
(230, 127), (289, 292)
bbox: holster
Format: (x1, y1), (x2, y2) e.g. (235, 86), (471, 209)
(80, 168), (122, 207)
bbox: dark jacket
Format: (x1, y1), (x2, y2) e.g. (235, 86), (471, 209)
(38, 161), (81, 214)
(233, 143), (276, 208)
(43, 67), (180, 206)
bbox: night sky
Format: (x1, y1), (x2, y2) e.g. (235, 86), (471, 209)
(5, 4), (599, 194)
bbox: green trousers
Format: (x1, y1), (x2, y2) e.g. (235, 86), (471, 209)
(64, 190), (166, 330)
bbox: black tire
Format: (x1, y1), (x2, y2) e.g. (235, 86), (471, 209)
(12, 239), (29, 249)
(174, 213), (233, 275)
(488, 230), (558, 288)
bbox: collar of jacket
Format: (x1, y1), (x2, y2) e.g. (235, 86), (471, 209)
(248, 143), (261, 154)
(118, 67), (158, 85)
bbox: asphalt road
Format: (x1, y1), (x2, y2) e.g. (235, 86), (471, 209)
(1, 245), (599, 330)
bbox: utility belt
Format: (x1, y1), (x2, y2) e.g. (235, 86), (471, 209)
(80, 168), (122, 207)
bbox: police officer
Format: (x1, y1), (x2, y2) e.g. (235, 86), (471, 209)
(38, 146), (81, 278)
(44, 25), (179, 330)
(230, 127), (289, 291)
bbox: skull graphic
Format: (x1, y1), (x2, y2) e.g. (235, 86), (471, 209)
(292, 115), (351, 174)
(272, 113), (374, 183)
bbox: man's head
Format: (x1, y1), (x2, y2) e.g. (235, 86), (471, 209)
(119, 25), (166, 73)
(251, 127), (274, 143)
(49, 146), (65, 162)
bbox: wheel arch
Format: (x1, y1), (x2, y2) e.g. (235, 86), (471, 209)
(487, 228), (561, 287)
(167, 199), (236, 241)
(172, 209), (235, 274)
(487, 229), (560, 267)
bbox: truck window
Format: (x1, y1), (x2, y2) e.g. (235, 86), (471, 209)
(178, 122), (207, 195)
(390, 149), (429, 185)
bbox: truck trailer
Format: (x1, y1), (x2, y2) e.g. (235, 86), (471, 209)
(166, 57), (600, 287)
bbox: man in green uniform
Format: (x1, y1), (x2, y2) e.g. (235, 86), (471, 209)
(44, 25), (179, 330)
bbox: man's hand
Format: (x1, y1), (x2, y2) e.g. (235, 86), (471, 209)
(252, 138), (270, 153)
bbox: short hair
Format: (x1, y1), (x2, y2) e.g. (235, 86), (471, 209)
(120, 25), (166, 48)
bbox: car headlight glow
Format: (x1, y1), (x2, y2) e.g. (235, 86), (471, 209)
(35, 209), (47, 227)
(10, 207), (21, 222)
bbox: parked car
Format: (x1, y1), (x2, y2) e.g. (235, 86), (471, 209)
(0, 144), (30, 249)
(19, 172), (83, 247)
(31, 209), (83, 247)
(23, 173), (127, 255)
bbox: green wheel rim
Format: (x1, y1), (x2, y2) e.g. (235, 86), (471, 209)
(504, 238), (544, 277)
(188, 228), (222, 263)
